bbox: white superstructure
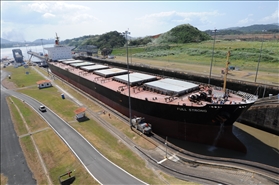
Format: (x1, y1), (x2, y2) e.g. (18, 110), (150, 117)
(44, 33), (74, 61)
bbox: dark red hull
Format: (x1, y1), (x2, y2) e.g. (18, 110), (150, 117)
(48, 61), (252, 152)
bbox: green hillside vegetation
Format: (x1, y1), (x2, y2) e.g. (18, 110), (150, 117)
(62, 24), (210, 51)
(63, 31), (125, 52)
(156, 24), (211, 44)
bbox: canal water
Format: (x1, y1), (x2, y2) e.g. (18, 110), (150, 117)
(1, 44), (53, 62)
(167, 122), (279, 168)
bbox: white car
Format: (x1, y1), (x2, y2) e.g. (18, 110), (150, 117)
(39, 105), (46, 112)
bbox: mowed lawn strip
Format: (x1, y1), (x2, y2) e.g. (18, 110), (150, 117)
(7, 97), (29, 135)
(7, 96), (97, 185)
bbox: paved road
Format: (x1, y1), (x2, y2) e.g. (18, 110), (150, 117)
(1, 70), (145, 184)
(1, 70), (36, 184)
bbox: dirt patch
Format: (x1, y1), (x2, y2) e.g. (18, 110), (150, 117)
(2, 78), (17, 90)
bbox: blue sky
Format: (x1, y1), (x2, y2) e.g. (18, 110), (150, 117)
(1, 1), (278, 42)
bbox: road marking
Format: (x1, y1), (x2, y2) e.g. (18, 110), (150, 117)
(157, 154), (177, 164)
(157, 158), (167, 164)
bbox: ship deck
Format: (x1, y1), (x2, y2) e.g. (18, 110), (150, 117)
(51, 61), (251, 107)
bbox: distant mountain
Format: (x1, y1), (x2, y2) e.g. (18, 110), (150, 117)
(205, 24), (279, 35)
(1, 38), (15, 44)
(32, 39), (55, 44)
(226, 24), (279, 33)
(0, 38), (56, 48)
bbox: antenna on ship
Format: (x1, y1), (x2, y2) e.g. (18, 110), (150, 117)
(223, 50), (230, 92)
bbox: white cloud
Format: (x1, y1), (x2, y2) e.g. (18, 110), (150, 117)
(25, 2), (95, 25)
(137, 10), (221, 24)
(43, 13), (56, 19)
(260, 10), (278, 22)
(60, 13), (101, 24)
(27, 2), (50, 13)
(27, 2), (89, 14)
(238, 17), (254, 25)
(135, 10), (222, 31)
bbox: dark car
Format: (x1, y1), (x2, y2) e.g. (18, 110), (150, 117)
(39, 105), (46, 112)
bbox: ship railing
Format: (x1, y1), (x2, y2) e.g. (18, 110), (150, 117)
(94, 76), (103, 82)
(100, 78), (112, 83)
(164, 95), (179, 103)
(132, 86), (144, 94)
(79, 71), (90, 76)
(236, 91), (258, 101)
(118, 85), (128, 92)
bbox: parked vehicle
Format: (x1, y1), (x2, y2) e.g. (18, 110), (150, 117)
(39, 105), (46, 112)
(131, 117), (152, 134)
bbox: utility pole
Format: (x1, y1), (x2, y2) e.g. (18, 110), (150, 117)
(255, 30), (266, 83)
(123, 30), (132, 128)
(41, 39), (45, 55)
(208, 29), (217, 85)
(165, 136), (168, 159)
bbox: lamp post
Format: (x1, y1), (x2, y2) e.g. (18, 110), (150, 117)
(130, 37), (132, 65)
(208, 29), (217, 85)
(41, 39), (45, 55)
(165, 136), (168, 159)
(255, 30), (266, 83)
(123, 30), (132, 128)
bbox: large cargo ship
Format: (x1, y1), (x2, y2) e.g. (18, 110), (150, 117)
(45, 35), (258, 153)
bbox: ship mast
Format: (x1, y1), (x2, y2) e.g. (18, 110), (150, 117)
(223, 50), (230, 92)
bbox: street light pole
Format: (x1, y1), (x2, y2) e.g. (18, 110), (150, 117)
(208, 29), (217, 85)
(255, 30), (266, 83)
(123, 30), (132, 128)
(41, 39), (45, 55)
(165, 136), (168, 159)
(130, 38), (132, 65)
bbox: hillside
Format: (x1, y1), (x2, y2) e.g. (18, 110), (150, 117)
(154, 24), (211, 44)
(63, 31), (126, 51)
(62, 24), (211, 52)
(1, 38), (14, 44)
